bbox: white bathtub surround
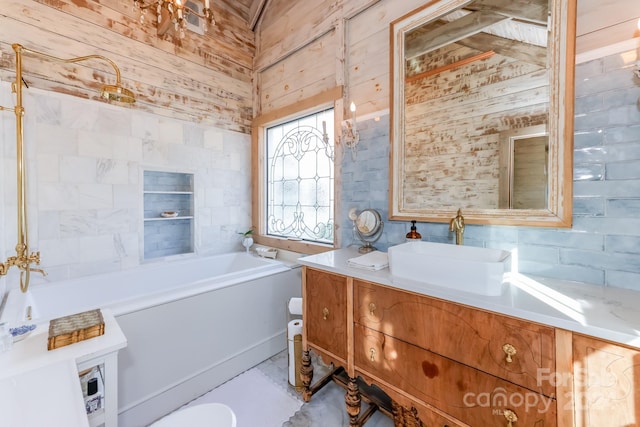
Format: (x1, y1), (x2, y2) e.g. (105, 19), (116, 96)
(0, 82), (254, 289)
(0, 309), (127, 427)
(1, 253), (302, 427)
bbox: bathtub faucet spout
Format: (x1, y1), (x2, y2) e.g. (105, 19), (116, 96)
(28, 267), (47, 277)
(1, 245), (46, 291)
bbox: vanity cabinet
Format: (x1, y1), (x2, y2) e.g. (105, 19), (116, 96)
(300, 248), (640, 427)
(303, 267), (567, 427)
(302, 266), (640, 426)
(354, 280), (556, 397)
(304, 268), (348, 365)
(572, 334), (640, 426)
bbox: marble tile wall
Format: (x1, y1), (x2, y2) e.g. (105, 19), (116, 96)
(340, 47), (640, 290)
(0, 82), (252, 289)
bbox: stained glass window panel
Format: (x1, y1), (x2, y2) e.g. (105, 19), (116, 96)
(266, 108), (334, 243)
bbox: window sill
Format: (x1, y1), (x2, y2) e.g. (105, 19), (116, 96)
(254, 235), (335, 256)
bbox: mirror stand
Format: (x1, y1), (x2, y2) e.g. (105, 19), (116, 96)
(356, 225), (384, 253)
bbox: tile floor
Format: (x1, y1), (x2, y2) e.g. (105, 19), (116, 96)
(182, 351), (303, 426)
(156, 350), (394, 427)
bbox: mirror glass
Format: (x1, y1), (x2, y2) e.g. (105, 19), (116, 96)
(390, 0), (575, 227)
(355, 209), (384, 253)
(356, 210), (380, 236)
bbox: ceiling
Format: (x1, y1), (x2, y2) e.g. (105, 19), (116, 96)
(242, 0), (268, 30)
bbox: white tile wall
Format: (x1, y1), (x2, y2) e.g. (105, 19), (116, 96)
(0, 82), (252, 289)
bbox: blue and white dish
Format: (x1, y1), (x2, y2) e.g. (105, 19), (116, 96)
(9, 324), (36, 342)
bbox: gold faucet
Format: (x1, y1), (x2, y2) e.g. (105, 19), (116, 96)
(0, 243), (47, 289)
(449, 209), (465, 245)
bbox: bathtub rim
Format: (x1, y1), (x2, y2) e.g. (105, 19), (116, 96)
(0, 252), (296, 325)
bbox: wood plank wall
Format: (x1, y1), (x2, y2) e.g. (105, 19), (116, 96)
(576, 0), (640, 53)
(0, 0), (254, 133)
(253, 0), (640, 122)
(0, 0), (636, 135)
(252, 0), (435, 118)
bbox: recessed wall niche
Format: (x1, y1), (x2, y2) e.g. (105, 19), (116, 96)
(143, 170), (194, 259)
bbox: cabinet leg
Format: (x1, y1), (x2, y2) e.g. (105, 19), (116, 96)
(406, 406), (424, 427)
(390, 400), (424, 427)
(301, 350), (314, 402)
(345, 376), (361, 427)
(391, 401), (403, 426)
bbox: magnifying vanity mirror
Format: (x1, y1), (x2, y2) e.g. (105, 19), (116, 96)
(352, 209), (384, 253)
(389, 0), (576, 227)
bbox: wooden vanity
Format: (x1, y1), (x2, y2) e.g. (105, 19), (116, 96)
(299, 249), (640, 427)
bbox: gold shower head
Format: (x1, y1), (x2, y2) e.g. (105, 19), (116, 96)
(101, 84), (136, 104)
(13, 44), (136, 104)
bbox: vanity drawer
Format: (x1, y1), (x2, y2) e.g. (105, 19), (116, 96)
(304, 268), (348, 362)
(354, 280), (556, 396)
(355, 324), (556, 427)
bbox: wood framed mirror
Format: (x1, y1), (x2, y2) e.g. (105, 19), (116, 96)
(389, 0), (576, 227)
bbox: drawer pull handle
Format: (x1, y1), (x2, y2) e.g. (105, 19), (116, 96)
(322, 307), (329, 320)
(504, 409), (518, 426)
(369, 348), (376, 361)
(369, 303), (376, 315)
(502, 343), (517, 363)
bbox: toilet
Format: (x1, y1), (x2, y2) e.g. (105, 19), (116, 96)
(150, 403), (237, 427)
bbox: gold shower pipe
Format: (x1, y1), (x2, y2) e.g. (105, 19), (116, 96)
(0, 43), (135, 293)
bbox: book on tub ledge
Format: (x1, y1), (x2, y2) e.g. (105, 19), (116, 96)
(346, 251), (389, 271)
(48, 309), (105, 351)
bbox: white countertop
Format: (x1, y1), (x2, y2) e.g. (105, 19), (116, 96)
(0, 309), (127, 427)
(298, 248), (640, 349)
(0, 360), (90, 427)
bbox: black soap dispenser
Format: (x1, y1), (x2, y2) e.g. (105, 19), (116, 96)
(405, 220), (422, 241)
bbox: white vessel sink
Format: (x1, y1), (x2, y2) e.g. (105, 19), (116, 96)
(387, 241), (511, 296)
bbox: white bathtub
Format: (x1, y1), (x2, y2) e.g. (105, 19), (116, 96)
(2, 252), (291, 323)
(0, 252), (302, 427)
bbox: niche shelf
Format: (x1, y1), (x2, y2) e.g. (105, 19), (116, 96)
(143, 170), (194, 259)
